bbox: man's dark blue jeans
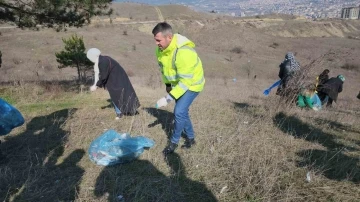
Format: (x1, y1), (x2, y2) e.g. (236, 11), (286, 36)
(171, 90), (199, 144)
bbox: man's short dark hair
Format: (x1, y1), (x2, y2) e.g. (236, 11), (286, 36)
(152, 22), (173, 36)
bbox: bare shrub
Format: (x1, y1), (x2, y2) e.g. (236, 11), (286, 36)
(12, 57), (21, 65)
(340, 63), (359, 71)
(269, 42), (279, 49)
(123, 30), (128, 36)
(225, 55), (233, 62)
(275, 53), (331, 106)
(347, 36), (360, 40)
(42, 82), (64, 93)
(94, 23), (102, 28)
(230, 46), (243, 54)
(132, 44), (136, 51)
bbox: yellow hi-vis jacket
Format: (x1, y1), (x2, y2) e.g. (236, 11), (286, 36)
(156, 34), (205, 99)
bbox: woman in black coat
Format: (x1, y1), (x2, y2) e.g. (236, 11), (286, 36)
(317, 75), (345, 107)
(317, 69), (330, 87)
(87, 48), (140, 118)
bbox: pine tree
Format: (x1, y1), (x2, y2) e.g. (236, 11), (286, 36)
(0, 0), (113, 29)
(55, 34), (93, 82)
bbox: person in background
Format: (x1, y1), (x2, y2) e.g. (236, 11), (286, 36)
(87, 48), (140, 119)
(357, 91), (360, 100)
(276, 52), (301, 97)
(315, 69), (330, 98)
(152, 22), (205, 155)
(316, 69), (330, 90)
(317, 75), (345, 107)
(297, 84), (321, 111)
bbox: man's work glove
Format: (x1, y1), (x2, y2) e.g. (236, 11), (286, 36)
(166, 86), (172, 93)
(90, 85), (97, 92)
(156, 94), (173, 108)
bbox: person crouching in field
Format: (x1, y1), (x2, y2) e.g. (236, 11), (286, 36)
(87, 48), (140, 119)
(297, 84), (321, 111)
(315, 69), (330, 93)
(317, 75), (345, 107)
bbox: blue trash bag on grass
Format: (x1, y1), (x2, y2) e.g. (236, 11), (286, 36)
(88, 129), (155, 166)
(0, 98), (25, 136)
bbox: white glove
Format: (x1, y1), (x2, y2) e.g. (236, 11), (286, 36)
(312, 106), (319, 111)
(156, 94), (173, 108)
(90, 85), (97, 92)
(156, 97), (168, 108)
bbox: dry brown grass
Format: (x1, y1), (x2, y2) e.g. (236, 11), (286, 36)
(0, 75), (359, 201)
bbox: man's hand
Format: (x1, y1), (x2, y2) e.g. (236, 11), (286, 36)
(166, 86), (172, 93)
(90, 85), (97, 92)
(156, 97), (168, 108)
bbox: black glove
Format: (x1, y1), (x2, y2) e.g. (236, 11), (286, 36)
(166, 86), (172, 93)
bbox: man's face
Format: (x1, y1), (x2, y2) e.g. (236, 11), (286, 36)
(154, 32), (172, 50)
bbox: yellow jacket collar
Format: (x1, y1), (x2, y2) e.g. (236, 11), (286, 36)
(161, 34), (195, 54)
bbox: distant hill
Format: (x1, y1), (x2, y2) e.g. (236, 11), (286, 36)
(0, 3), (359, 82)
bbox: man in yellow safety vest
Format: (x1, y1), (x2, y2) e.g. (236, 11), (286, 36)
(152, 22), (205, 154)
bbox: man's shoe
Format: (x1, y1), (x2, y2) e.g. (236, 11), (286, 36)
(163, 142), (178, 155)
(181, 138), (196, 149)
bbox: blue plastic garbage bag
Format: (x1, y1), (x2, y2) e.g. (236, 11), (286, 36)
(0, 98), (25, 136)
(88, 129), (155, 166)
(263, 80), (281, 96)
(311, 94), (322, 110)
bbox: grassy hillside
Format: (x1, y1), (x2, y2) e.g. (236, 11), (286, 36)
(0, 3), (360, 202)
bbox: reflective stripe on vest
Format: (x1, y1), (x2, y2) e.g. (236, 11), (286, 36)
(178, 81), (189, 91)
(169, 46), (200, 82)
(192, 76), (204, 86)
(165, 75), (178, 81)
(172, 46), (198, 70)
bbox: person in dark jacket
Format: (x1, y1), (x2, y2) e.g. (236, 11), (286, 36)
(315, 69), (330, 100)
(357, 91), (360, 99)
(87, 48), (140, 119)
(316, 69), (330, 87)
(317, 74), (345, 107)
(276, 52), (301, 97)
